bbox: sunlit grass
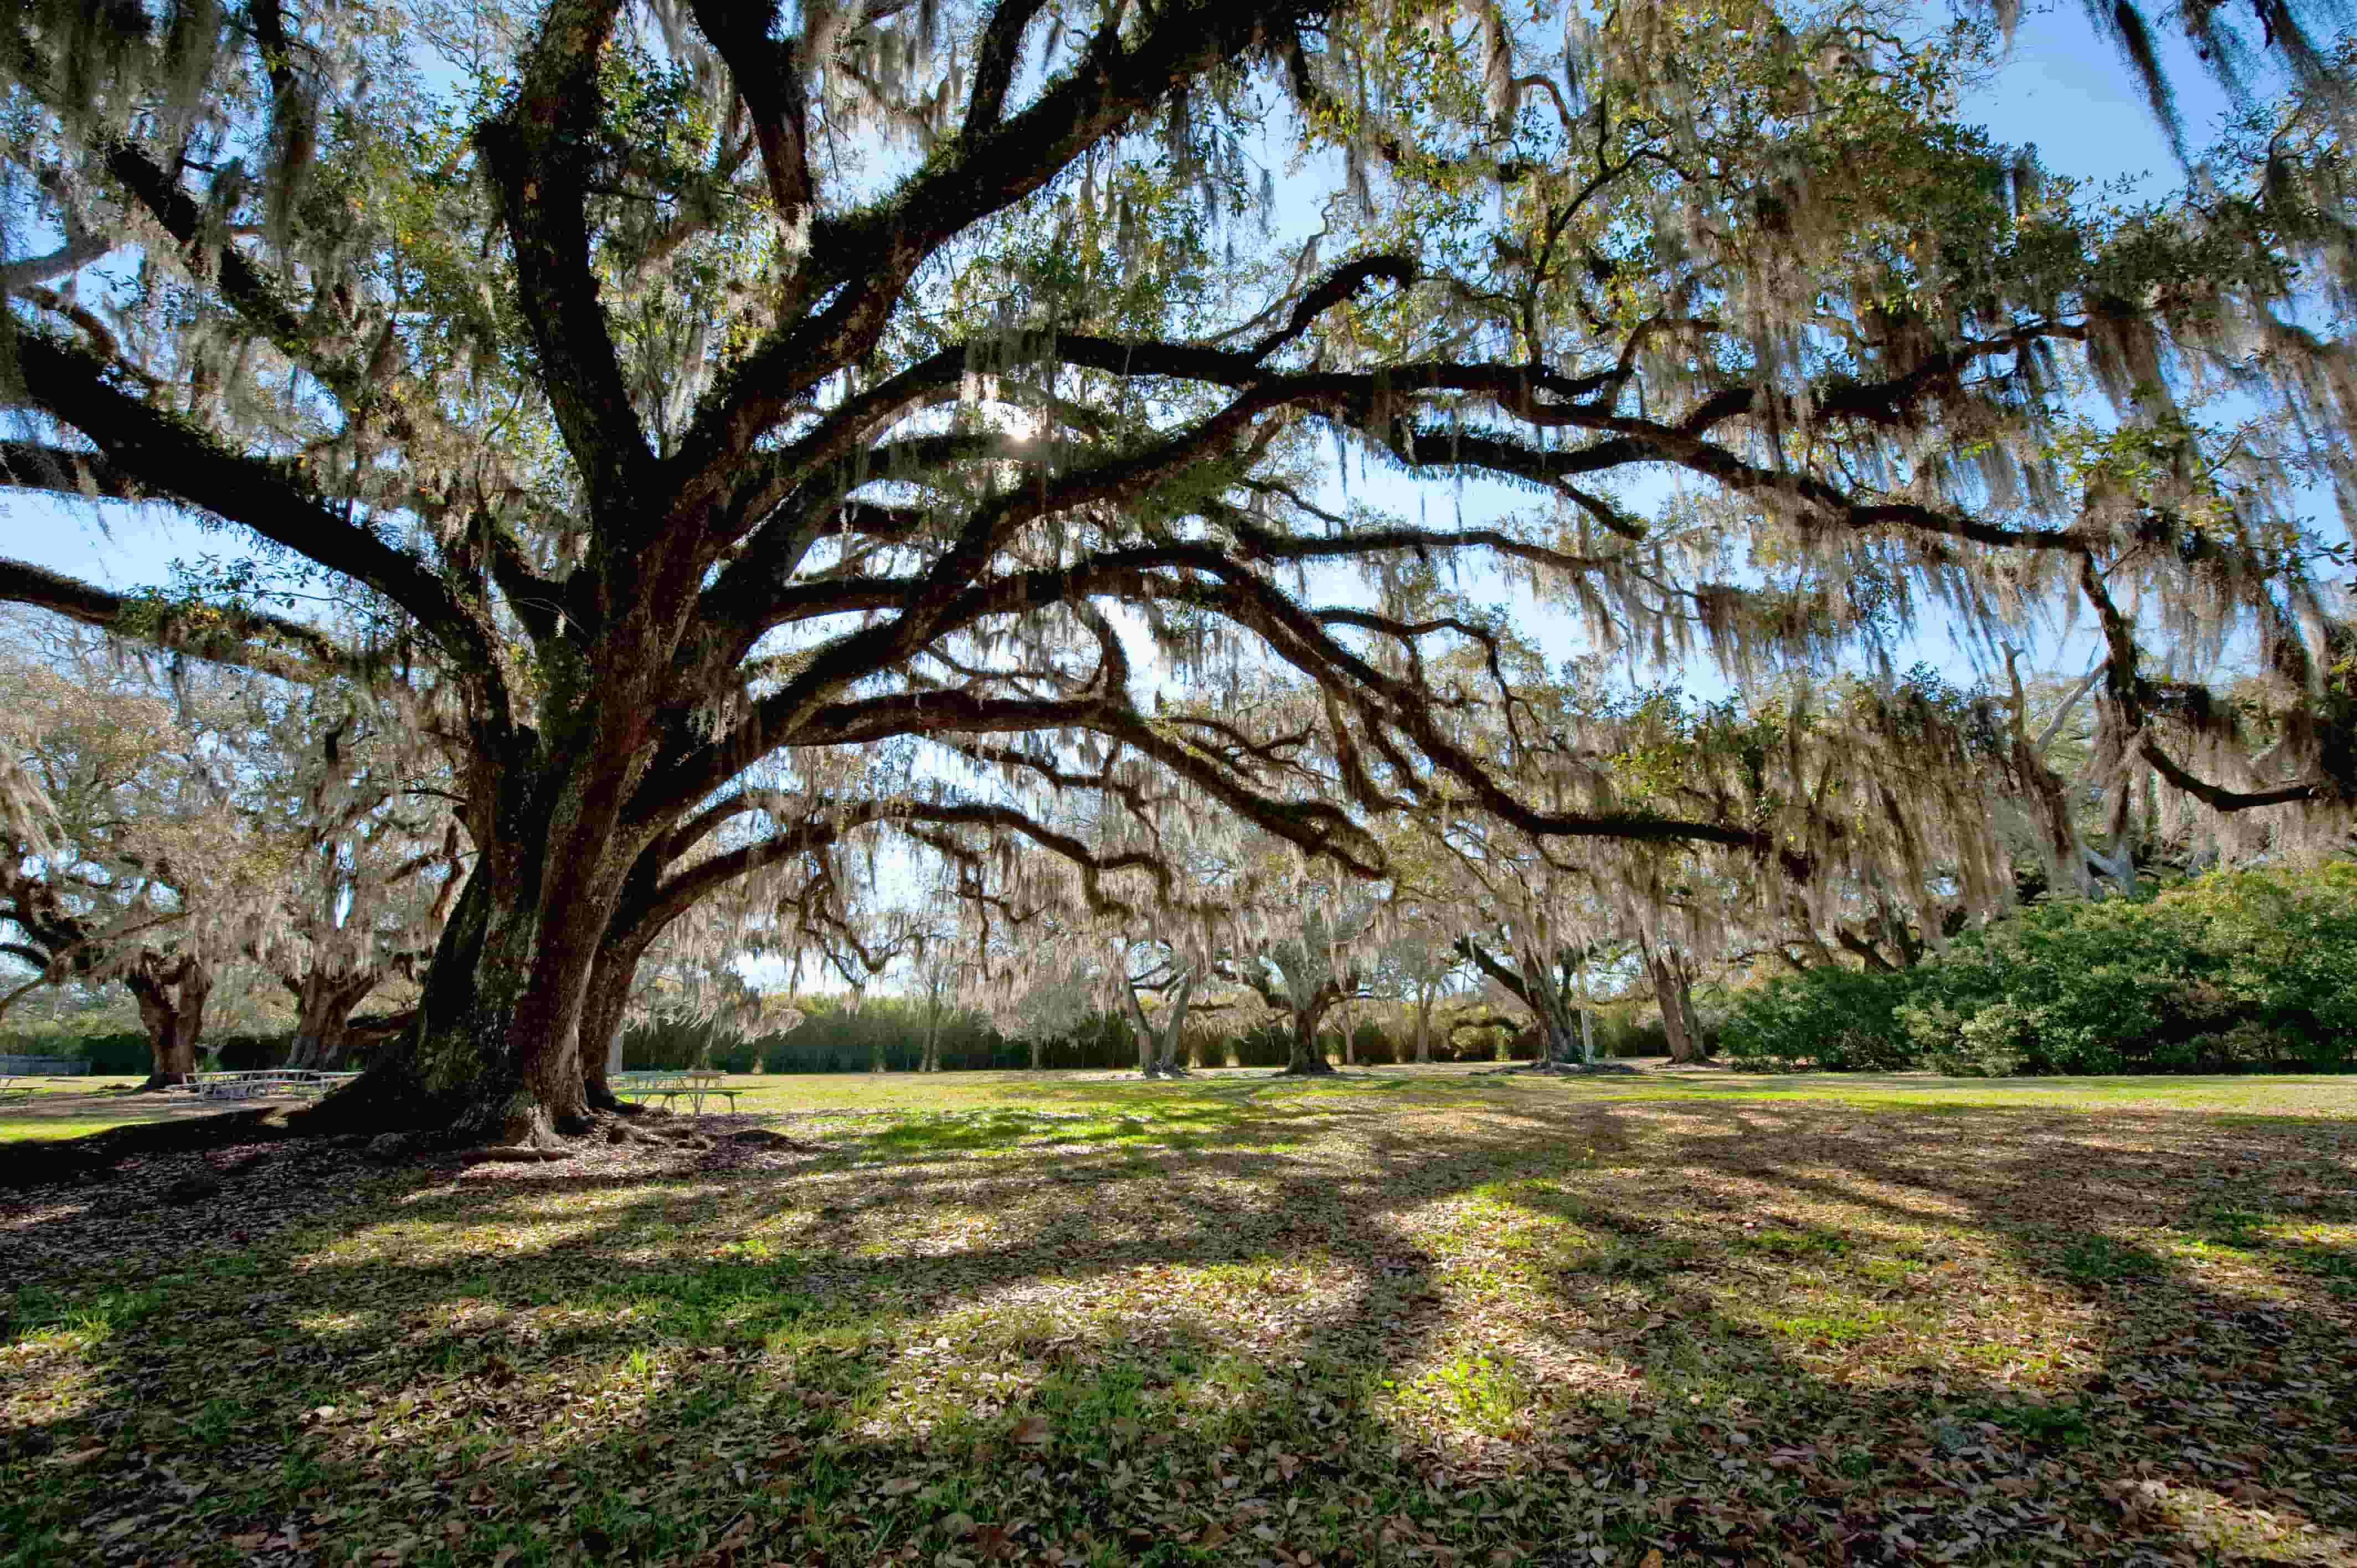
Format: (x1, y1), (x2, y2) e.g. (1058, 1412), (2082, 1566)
(0, 1116), (151, 1143)
(3, 1071), (2354, 1565)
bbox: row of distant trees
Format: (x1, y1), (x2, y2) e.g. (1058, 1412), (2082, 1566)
(613, 993), (1702, 1075)
(5, 603), (2287, 1086)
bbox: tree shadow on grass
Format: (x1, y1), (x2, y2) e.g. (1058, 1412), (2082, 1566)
(1, 1087), (2352, 1565)
(1485, 1099), (2357, 1559)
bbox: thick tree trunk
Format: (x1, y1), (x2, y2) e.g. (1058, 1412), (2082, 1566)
(1646, 946), (1706, 1064)
(1279, 1003), (1335, 1075)
(1126, 971), (1188, 1070)
(1542, 1015), (1577, 1066)
(127, 952), (210, 1089)
(577, 934), (649, 1112)
(285, 968), (379, 1069)
(1675, 968), (1707, 1061)
(1155, 996), (1188, 1076)
(1123, 971), (1191, 1078)
(313, 808), (635, 1145)
(1654, 979), (1692, 1062)
(1414, 987), (1433, 1064)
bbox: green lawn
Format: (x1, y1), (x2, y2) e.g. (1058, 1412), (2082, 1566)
(1, 1077), (199, 1145)
(3, 1068), (2353, 1565)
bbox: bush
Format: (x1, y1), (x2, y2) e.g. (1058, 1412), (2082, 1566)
(210, 1032), (294, 1072)
(1229, 1022), (1300, 1069)
(1721, 863), (2357, 1075)
(76, 1032), (153, 1075)
(1721, 966), (1916, 1070)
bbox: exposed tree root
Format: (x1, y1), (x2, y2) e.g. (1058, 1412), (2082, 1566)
(1273, 1058), (1338, 1076)
(459, 1144), (570, 1163)
(583, 1082), (647, 1117)
(723, 1127), (817, 1151)
(14, 1080), (800, 1193)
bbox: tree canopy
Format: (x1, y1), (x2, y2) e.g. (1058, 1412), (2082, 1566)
(2, 0), (2353, 1141)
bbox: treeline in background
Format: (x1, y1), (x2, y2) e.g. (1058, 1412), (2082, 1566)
(4, 994), (1683, 1076)
(11, 865), (2351, 1078)
(602, 999), (1683, 1074)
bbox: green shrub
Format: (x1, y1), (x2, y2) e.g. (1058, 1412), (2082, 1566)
(1721, 863), (2357, 1075)
(1229, 1022), (1300, 1069)
(76, 1032), (153, 1075)
(1719, 965), (1913, 1070)
(211, 1032), (294, 1071)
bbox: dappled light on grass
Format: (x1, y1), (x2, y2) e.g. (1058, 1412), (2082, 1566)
(3, 1075), (2354, 1564)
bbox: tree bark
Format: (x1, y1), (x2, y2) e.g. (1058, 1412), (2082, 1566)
(577, 931), (651, 1112)
(1675, 966), (1707, 1061)
(1458, 936), (1574, 1064)
(1644, 943), (1706, 1064)
(1279, 993), (1336, 1075)
(1155, 977), (1190, 1075)
(126, 952), (210, 1089)
(1651, 964), (1692, 1062)
(1122, 967), (1192, 1077)
(312, 800), (637, 1146)
(285, 968), (380, 1069)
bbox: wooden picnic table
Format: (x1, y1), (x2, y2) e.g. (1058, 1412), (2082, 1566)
(612, 1069), (740, 1114)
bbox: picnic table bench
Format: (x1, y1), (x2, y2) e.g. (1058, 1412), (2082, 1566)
(188, 1070), (362, 1101)
(613, 1070), (739, 1114)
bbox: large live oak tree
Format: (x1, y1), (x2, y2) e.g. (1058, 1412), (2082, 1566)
(3, 0), (2352, 1144)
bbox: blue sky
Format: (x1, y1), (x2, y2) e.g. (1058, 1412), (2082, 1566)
(0, 4), (2267, 1000)
(0, 3), (2230, 674)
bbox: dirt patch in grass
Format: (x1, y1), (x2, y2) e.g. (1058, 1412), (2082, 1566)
(3, 1078), (2354, 1566)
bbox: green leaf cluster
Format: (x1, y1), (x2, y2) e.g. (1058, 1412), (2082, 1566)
(1723, 862), (2357, 1074)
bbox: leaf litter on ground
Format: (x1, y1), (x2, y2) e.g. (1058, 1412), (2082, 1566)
(1, 1069), (2353, 1566)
